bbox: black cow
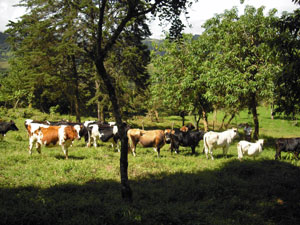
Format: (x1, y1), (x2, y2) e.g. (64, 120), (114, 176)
(0, 120), (19, 140)
(165, 129), (205, 154)
(275, 138), (300, 160)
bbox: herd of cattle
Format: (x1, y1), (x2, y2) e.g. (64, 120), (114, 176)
(0, 119), (300, 161)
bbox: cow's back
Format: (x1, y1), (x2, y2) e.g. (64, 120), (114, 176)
(40, 126), (60, 146)
(204, 131), (219, 146)
(140, 130), (164, 147)
(63, 125), (78, 141)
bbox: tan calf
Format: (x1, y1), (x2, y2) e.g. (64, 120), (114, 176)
(127, 129), (165, 157)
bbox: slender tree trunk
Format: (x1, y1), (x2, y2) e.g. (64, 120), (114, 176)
(202, 110), (208, 131)
(180, 111), (185, 126)
(212, 108), (217, 130)
(154, 110), (159, 122)
(95, 59), (132, 201)
(220, 114), (228, 130)
(71, 55), (81, 123)
(250, 93), (259, 140)
(225, 113), (235, 129)
(193, 114), (201, 130)
(95, 80), (105, 122)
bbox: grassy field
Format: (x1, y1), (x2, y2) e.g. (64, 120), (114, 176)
(0, 107), (300, 225)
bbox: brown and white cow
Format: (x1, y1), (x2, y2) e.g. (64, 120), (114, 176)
(28, 125), (79, 159)
(127, 129), (165, 157)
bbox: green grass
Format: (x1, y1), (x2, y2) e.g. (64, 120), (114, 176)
(0, 107), (300, 225)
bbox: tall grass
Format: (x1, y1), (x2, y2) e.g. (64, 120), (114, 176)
(0, 107), (300, 225)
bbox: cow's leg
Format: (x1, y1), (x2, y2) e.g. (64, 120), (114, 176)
(0, 134), (3, 141)
(294, 151), (299, 160)
(191, 146), (196, 155)
(29, 138), (34, 155)
(153, 147), (160, 157)
(204, 147), (209, 159)
(61, 145), (68, 159)
(36, 142), (42, 154)
(93, 136), (98, 148)
(237, 144), (243, 161)
(117, 140), (120, 152)
(208, 147), (214, 160)
(223, 145), (228, 158)
(132, 147), (136, 157)
(87, 133), (91, 147)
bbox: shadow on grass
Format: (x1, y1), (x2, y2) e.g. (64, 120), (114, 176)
(1, 160), (300, 225)
(54, 155), (87, 160)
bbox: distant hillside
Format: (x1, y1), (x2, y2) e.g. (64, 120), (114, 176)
(0, 32), (9, 61)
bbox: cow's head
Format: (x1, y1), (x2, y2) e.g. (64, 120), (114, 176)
(232, 128), (239, 138)
(257, 139), (264, 147)
(164, 129), (174, 144)
(77, 125), (88, 140)
(9, 120), (19, 131)
(65, 126), (79, 141)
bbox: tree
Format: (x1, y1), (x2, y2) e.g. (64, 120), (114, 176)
(202, 6), (280, 139)
(150, 34), (212, 131)
(272, 9), (300, 119)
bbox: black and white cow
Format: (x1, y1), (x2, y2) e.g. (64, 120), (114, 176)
(0, 120), (19, 140)
(164, 129), (205, 154)
(275, 138), (300, 160)
(86, 122), (120, 151)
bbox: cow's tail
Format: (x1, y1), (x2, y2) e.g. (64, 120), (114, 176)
(127, 131), (133, 154)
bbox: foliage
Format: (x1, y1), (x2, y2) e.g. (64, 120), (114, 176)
(272, 9), (300, 118)
(150, 6), (282, 137)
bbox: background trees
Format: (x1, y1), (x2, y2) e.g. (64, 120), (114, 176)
(150, 6), (282, 139)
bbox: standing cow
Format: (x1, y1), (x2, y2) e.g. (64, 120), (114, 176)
(127, 129), (165, 157)
(164, 129), (204, 154)
(203, 128), (239, 160)
(237, 139), (264, 160)
(275, 138), (300, 160)
(28, 125), (79, 159)
(0, 120), (19, 140)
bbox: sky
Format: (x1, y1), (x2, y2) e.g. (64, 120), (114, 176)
(0, 0), (299, 38)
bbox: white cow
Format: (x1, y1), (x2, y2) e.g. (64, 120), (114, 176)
(203, 128), (239, 160)
(237, 139), (264, 160)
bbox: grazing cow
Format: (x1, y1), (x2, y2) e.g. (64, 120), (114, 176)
(46, 120), (85, 140)
(165, 129), (204, 154)
(203, 128), (239, 160)
(87, 123), (120, 151)
(127, 129), (165, 157)
(28, 125), (79, 159)
(0, 120), (19, 140)
(237, 139), (264, 160)
(275, 138), (300, 160)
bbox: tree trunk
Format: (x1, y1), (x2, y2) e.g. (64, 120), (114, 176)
(202, 110), (208, 132)
(95, 59), (132, 201)
(225, 113), (235, 129)
(250, 93), (259, 140)
(180, 111), (185, 126)
(193, 114), (201, 130)
(71, 55), (81, 123)
(212, 108), (217, 130)
(220, 114), (228, 130)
